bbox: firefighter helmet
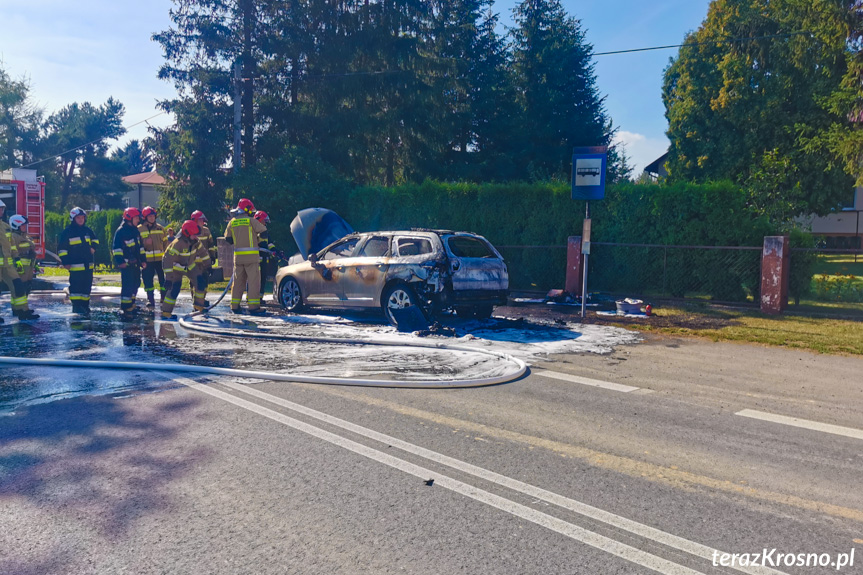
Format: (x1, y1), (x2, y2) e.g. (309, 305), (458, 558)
(190, 210), (207, 223)
(0, 199), (5, 208)
(254, 210), (270, 224)
(69, 207), (86, 220)
(180, 220), (200, 238)
(123, 207), (141, 222)
(237, 198), (255, 214)
(9, 215), (28, 231)
(142, 206), (157, 219)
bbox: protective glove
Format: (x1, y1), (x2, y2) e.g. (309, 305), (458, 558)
(14, 259), (24, 274)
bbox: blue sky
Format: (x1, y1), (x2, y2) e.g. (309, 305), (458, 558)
(1, 0), (711, 173)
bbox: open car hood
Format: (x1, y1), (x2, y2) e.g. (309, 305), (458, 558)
(290, 208), (354, 260)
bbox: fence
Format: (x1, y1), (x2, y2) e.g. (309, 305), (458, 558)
(498, 242), (763, 304)
(789, 248), (863, 315)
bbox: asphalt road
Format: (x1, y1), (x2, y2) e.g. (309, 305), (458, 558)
(1, 302), (862, 574)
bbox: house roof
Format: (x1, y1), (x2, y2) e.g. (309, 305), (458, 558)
(643, 152), (669, 175)
(123, 171), (166, 185)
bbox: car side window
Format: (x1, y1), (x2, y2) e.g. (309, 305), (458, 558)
(396, 238), (433, 256)
(447, 236), (495, 258)
(322, 238), (359, 260)
(356, 236), (390, 257)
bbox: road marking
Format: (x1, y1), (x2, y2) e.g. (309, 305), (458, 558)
(160, 374), (705, 575)
(306, 386), (863, 523)
(535, 369), (640, 393)
(215, 378), (785, 575)
(736, 409), (863, 441)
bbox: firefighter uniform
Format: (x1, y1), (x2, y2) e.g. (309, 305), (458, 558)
(226, 215), (267, 312)
(198, 223), (217, 265)
(138, 220), (167, 305)
(11, 228), (37, 293)
(188, 223), (215, 302)
(112, 221), (145, 315)
(161, 236), (211, 317)
(0, 220), (32, 318)
(58, 221), (99, 313)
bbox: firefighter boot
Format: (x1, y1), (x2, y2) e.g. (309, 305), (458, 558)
(147, 291), (156, 308)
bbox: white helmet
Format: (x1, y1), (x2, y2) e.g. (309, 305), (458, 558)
(70, 207), (86, 220)
(9, 215), (27, 231)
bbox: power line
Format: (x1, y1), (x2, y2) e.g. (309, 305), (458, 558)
(592, 31), (813, 57)
(21, 111), (167, 169)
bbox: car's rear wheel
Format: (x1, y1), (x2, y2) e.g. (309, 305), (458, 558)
(382, 283), (422, 326)
(279, 277), (304, 312)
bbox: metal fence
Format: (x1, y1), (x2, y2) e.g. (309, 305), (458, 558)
(790, 248), (863, 314)
(498, 243), (763, 303)
(499, 243), (863, 313)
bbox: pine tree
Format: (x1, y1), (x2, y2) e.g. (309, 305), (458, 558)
(510, 0), (613, 180)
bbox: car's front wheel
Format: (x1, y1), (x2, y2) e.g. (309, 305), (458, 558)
(279, 277), (304, 313)
(382, 283), (423, 327)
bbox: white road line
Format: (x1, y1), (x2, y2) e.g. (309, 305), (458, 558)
(216, 378), (785, 575)
(535, 370), (640, 393)
(160, 373), (702, 575)
(736, 409), (863, 441)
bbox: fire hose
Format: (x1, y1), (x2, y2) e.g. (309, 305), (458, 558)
(0, 266), (528, 389)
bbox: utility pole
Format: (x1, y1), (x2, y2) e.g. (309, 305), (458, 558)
(233, 60), (242, 174)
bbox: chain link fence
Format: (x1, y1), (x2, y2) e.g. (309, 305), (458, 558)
(498, 242), (763, 303)
(789, 248), (863, 315)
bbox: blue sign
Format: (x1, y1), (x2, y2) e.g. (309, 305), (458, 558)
(571, 146), (608, 201)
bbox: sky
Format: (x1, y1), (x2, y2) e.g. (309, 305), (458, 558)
(0, 0), (711, 174)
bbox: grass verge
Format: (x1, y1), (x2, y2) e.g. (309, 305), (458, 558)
(593, 303), (863, 356)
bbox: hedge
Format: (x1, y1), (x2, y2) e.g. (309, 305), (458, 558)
(45, 210), (124, 266)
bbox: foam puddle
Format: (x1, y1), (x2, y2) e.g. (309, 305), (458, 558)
(0, 299), (640, 413)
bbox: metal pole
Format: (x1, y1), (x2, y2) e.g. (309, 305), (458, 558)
(856, 209), (860, 263)
(233, 61), (242, 174)
(581, 201), (590, 319)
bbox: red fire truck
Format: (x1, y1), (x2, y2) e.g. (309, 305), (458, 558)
(0, 169), (46, 259)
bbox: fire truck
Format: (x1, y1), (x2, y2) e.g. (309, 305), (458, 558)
(0, 168), (46, 259)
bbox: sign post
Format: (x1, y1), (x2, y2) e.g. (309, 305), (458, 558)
(571, 147), (607, 319)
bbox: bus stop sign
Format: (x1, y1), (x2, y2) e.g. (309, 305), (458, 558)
(571, 146), (608, 201)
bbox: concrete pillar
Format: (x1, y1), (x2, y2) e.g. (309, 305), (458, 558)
(760, 235), (790, 315)
(217, 237), (233, 279)
(565, 236), (584, 296)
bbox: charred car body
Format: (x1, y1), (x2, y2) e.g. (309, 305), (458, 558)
(276, 209), (509, 325)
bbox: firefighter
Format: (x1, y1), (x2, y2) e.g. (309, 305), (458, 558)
(9, 215), (37, 295)
(59, 207), (99, 316)
(191, 210), (217, 265)
(253, 210), (279, 296)
(189, 210), (216, 305)
(161, 220), (210, 320)
(0, 200), (38, 321)
(112, 207), (146, 320)
(225, 198), (268, 315)
(138, 206), (167, 308)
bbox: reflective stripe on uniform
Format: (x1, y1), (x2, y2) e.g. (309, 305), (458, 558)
(234, 249), (258, 255)
(58, 250), (68, 257)
(70, 263), (87, 271)
(69, 237), (82, 245)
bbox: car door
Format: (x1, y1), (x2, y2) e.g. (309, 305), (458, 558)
(443, 234), (508, 292)
(340, 235), (392, 307)
(302, 237), (359, 306)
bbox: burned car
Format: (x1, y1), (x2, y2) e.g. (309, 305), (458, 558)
(275, 208), (509, 325)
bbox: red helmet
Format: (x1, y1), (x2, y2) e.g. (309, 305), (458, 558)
(181, 220), (201, 238)
(254, 210), (270, 224)
(237, 198), (255, 214)
(123, 207), (141, 222)
(142, 206), (157, 219)
(190, 210), (207, 223)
